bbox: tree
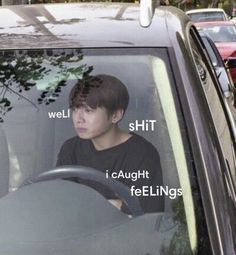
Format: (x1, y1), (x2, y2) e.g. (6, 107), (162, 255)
(211, 0), (220, 7)
(169, 0), (231, 9)
(1, 0), (28, 5)
(0, 49), (92, 122)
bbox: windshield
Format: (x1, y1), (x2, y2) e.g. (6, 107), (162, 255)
(188, 11), (226, 22)
(201, 25), (236, 42)
(0, 48), (207, 254)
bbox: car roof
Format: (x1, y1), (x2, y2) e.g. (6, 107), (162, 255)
(194, 20), (235, 27)
(186, 8), (226, 14)
(0, 3), (191, 49)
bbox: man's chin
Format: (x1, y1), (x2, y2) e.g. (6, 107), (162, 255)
(77, 133), (91, 140)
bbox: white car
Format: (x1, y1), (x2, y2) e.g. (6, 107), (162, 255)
(186, 8), (229, 22)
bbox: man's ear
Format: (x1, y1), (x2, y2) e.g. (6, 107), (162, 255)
(111, 109), (124, 123)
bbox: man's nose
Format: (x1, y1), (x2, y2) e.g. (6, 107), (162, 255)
(74, 108), (84, 123)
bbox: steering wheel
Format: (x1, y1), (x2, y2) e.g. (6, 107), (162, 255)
(22, 166), (144, 216)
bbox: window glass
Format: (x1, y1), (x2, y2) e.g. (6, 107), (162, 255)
(188, 12), (226, 22)
(201, 25), (236, 43)
(0, 48), (206, 254)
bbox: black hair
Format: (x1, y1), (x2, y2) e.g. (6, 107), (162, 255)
(69, 74), (129, 116)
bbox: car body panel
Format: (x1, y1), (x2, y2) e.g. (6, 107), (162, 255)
(216, 42), (236, 84)
(215, 42), (236, 59)
(0, 3), (178, 49)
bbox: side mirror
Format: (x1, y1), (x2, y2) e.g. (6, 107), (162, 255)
(139, 0), (157, 27)
(226, 57), (236, 68)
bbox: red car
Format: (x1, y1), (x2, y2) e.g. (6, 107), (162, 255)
(195, 21), (236, 85)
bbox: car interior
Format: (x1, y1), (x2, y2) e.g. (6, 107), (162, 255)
(0, 49), (195, 254)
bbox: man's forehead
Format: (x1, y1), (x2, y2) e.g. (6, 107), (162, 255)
(74, 102), (89, 108)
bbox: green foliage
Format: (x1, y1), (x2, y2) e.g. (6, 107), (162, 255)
(169, 0), (234, 12)
(0, 49), (92, 122)
(0, 98), (12, 122)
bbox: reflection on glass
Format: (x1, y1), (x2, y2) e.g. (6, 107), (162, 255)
(0, 49), (91, 122)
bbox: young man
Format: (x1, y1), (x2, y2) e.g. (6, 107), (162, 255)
(56, 74), (164, 213)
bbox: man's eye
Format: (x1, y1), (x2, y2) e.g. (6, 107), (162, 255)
(73, 108), (79, 113)
(85, 108), (93, 113)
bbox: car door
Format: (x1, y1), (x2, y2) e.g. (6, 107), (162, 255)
(189, 27), (236, 251)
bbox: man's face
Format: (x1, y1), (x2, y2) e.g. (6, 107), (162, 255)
(72, 105), (115, 140)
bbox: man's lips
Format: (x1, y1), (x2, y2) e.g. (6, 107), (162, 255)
(77, 127), (87, 133)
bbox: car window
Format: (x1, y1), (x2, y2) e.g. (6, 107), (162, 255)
(188, 12), (226, 22)
(0, 47), (215, 253)
(202, 25), (236, 43)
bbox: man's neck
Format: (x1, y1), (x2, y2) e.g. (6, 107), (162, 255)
(91, 127), (131, 151)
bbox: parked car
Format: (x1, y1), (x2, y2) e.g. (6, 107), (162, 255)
(0, 2), (235, 255)
(186, 8), (229, 22)
(195, 20), (236, 86)
(232, 6), (236, 18)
